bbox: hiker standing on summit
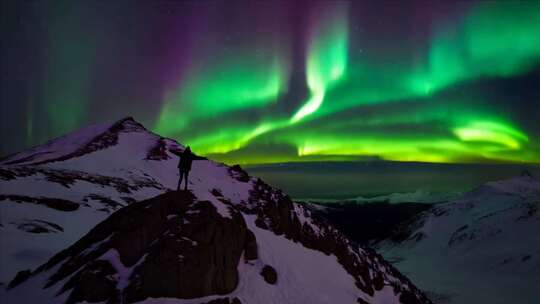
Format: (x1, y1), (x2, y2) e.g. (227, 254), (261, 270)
(177, 146), (205, 191)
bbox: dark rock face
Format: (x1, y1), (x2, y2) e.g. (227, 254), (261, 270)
(66, 260), (118, 304)
(306, 201), (433, 244)
(7, 270), (31, 289)
(0, 195), (79, 211)
(145, 138), (170, 161)
(11, 219), (64, 233)
(357, 297), (370, 304)
(260, 265), (277, 285)
(0, 166), (163, 193)
(203, 297), (242, 304)
(82, 194), (124, 212)
(228, 165), (250, 183)
(243, 229), (258, 261)
(247, 179), (432, 303)
(128, 201), (246, 301)
(12, 191), (258, 303)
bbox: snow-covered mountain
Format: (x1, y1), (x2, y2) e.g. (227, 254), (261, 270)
(0, 117), (430, 303)
(353, 191), (460, 205)
(376, 174), (540, 304)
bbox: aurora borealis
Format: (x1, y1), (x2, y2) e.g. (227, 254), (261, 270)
(2, 1), (540, 165)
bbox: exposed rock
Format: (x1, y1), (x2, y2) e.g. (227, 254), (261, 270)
(203, 297), (242, 304)
(400, 290), (423, 304)
(0, 166), (163, 193)
(372, 275), (384, 291)
(83, 194), (124, 212)
(0, 195), (79, 211)
(260, 265), (277, 285)
(65, 260), (118, 304)
(11, 219), (64, 233)
(247, 179), (431, 302)
(228, 165), (250, 183)
(0, 168), (16, 181)
(357, 297), (370, 304)
(7, 270), (31, 289)
(11, 191), (259, 303)
(2, 116), (432, 304)
(146, 138), (170, 161)
(243, 229), (258, 261)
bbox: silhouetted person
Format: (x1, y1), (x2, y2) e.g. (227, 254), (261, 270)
(177, 146), (205, 191)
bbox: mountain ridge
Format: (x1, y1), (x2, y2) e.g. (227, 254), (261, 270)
(0, 117), (431, 304)
(375, 175), (540, 304)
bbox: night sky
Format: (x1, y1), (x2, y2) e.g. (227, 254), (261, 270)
(2, 1), (540, 165)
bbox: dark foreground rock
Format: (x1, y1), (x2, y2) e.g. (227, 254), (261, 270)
(260, 265), (277, 284)
(10, 191), (256, 303)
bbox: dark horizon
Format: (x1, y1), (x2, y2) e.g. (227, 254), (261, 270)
(246, 160), (540, 199)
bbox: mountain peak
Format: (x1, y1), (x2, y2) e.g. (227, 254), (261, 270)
(110, 116), (147, 132)
(0, 117), (151, 166)
(1, 118), (431, 304)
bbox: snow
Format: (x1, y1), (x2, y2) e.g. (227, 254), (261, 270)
(0, 199), (106, 283)
(377, 176), (540, 304)
(0, 118), (416, 303)
(300, 190), (460, 205)
(99, 249), (147, 291)
(370, 285), (401, 304)
(485, 176), (540, 197)
(354, 190), (461, 204)
(0, 263), (71, 304)
(0, 121), (113, 166)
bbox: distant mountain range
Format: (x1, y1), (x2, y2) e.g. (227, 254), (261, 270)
(247, 161), (540, 199)
(306, 174), (540, 304)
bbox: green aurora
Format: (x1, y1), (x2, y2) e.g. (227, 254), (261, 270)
(154, 2), (540, 165)
(4, 1), (539, 165)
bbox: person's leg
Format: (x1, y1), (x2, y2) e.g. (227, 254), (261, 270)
(184, 170), (190, 190)
(177, 170), (184, 191)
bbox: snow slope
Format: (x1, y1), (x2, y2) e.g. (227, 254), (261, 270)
(0, 118), (170, 283)
(376, 175), (540, 304)
(1, 117), (430, 303)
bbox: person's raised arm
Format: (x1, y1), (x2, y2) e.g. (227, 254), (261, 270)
(192, 153), (207, 160)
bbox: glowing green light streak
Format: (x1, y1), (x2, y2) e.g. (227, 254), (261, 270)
(454, 121), (529, 149)
(152, 2), (540, 165)
(292, 4), (348, 122)
(155, 52), (288, 138)
(408, 2), (540, 96)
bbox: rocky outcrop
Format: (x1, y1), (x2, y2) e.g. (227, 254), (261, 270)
(10, 191), (258, 303)
(203, 297), (242, 304)
(246, 178), (432, 303)
(0, 166), (163, 193)
(260, 265), (277, 284)
(11, 219), (64, 233)
(145, 138), (170, 161)
(0, 195), (79, 211)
